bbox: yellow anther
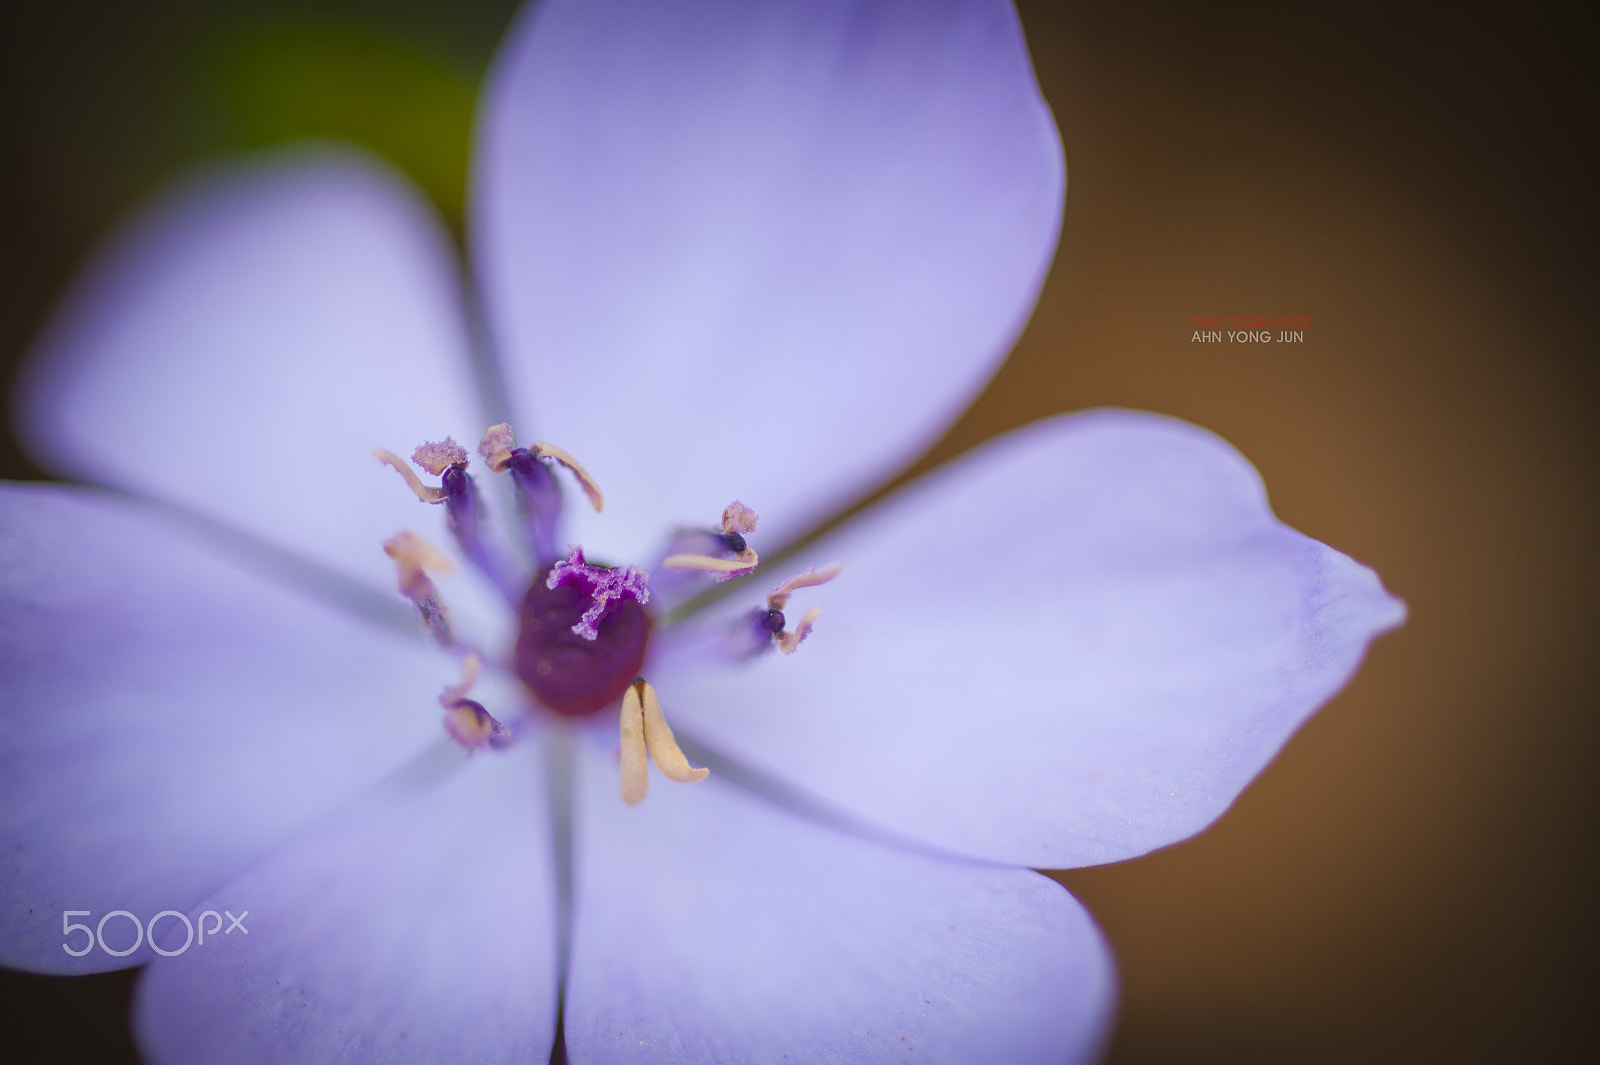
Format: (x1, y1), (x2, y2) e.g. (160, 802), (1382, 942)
(529, 441), (605, 513)
(618, 679), (708, 805)
(375, 448), (447, 503)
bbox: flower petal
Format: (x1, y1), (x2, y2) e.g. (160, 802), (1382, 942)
(562, 738), (1114, 1064)
(135, 741), (559, 1065)
(14, 147), (485, 593)
(0, 484), (448, 973)
(658, 410), (1407, 867)
(474, 0), (1064, 559)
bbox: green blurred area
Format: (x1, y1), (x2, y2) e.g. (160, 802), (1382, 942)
(1, 1), (514, 483)
(204, 17), (478, 224)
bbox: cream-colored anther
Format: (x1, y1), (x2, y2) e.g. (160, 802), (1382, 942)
(374, 448), (447, 503)
(411, 438), (468, 476)
(638, 682), (709, 784)
(619, 682), (650, 806)
(383, 531), (456, 647)
(383, 531), (454, 577)
(439, 652), (482, 708)
(444, 702), (495, 749)
(721, 500), (759, 535)
(529, 441), (605, 513)
(776, 605), (824, 654)
(767, 562), (842, 611)
(618, 679), (708, 804)
(661, 548), (759, 574)
(662, 500), (762, 578)
(477, 423), (519, 473)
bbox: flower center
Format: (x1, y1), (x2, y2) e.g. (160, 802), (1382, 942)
(377, 423), (840, 800)
(514, 557), (653, 716)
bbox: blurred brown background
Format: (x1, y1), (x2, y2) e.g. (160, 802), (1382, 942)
(2, 1), (1594, 1062)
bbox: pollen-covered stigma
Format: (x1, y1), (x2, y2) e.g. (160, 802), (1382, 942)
(376, 423), (840, 804)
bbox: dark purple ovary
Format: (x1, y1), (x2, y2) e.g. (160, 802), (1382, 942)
(515, 567), (652, 716)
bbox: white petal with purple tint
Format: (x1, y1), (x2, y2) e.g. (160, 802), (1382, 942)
(659, 410), (1407, 867)
(14, 148), (483, 594)
(0, 485), (446, 973)
(135, 740), (559, 1065)
(562, 739), (1113, 1064)
(475, 0), (1065, 560)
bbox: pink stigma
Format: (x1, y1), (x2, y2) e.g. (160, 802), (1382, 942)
(545, 546), (651, 640)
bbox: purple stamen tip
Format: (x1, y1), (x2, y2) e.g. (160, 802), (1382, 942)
(441, 465), (478, 532)
(546, 546), (651, 640)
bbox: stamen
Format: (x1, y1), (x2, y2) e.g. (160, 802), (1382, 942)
(411, 438), (469, 476)
(383, 438), (517, 604)
(546, 546), (650, 640)
(618, 679), (708, 805)
(733, 563), (841, 656)
(383, 531), (455, 647)
(478, 425), (587, 568)
(619, 682), (649, 805)
(775, 605), (823, 654)
(638, 680), (709, 784)
(661, 500), (761, 582)
(477, 424), (520, 473)
(384, 530), (455, 575)
(439, 460), (517, 602)
(438, 651), (512, 751)
(439, 650), (482, 707)
(374, 448), (446, 504)
(721, 500), (759, 536)
(661, 549), (759, 579)
(529, 441), (604, 513)
(506, 450), (564, 568)
(443, 700), (513, 751)
(766, 563), (843, 611)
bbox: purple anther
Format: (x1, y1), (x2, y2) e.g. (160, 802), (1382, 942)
(441, 464), (481, 542)
(506, 449), (564, 568)
(546, 546), (651, 641)
(723, 606), (782, 658)
(722, 531), (748, 554)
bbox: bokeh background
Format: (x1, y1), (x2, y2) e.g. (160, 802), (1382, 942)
(2, 1), (1594, 1061)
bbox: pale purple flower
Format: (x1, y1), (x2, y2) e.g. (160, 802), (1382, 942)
(0, 1), (1404, 1062)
